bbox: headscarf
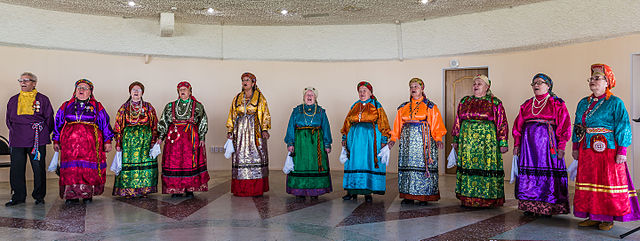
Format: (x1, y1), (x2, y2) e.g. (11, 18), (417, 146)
(129, 81), (145, 95)
(532, 73), (555, 97)
(409, 78), (424, 89)
(357, 81), (377, 101)
(239, 72), (264, 99)
(591, 63), (615, 99)
(72, 79), (96, 101)
(474, 74), (493, 96)
(303, 86), (318, 104)
(177, 81), (199, 102)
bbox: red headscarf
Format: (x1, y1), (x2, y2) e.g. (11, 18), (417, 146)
(177, 81), (199, 102)
(357, 81), (377, 101)
(590, 63), (615, 99)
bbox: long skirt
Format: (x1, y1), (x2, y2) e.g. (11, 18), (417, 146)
(398, 122), (439, 201)
(286, 127), (332, 196)
(59, 122), (106, 199)
(455, 120), (505, 207)
(516, 122), (569, 215)
(574, 142), (640, 222)
(113, 125), (158, 197)
(231, 114), (269, 197)
(343, 122), (386, 195)
(161, 122), (209, 194)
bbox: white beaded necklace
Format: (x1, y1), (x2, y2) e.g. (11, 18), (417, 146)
(531, 94), (550, 116)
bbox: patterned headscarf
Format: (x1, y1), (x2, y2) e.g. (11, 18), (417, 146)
(409, 78), (424, 89)
(129, 81), (145, 95)
(177, 81), (199, 102)
(241, 72), (257, 83)
(72, 79), (96, 101)
(474, 74), (493, 96)
(532, 73), (555, 97)
(303, 86), (318, 103)
(591, 63), (615, 99)
(357, 81), (377, 101)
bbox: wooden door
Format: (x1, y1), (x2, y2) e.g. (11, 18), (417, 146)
(444, 68), (488, 174)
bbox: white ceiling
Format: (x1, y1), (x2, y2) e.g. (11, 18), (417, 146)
(0, 0), (548, 26)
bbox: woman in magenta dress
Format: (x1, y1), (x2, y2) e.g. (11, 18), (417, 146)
(512, 73), (571, 216)
(52, 79), (114, 205)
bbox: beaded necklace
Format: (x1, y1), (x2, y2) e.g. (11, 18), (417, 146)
(531, 95), (550, 116)
(303, 104), (317, 126)
(175, 99), (191, 118)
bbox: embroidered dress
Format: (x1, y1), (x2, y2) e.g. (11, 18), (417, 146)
(451, 95), (509, 207)
(52, 99), (114, 199)
(389, 97), (446, 201)
(113, 101), (159, 197)
(284, 104), (332, 196)
(572, 94), (640, 222)
(340, 99), (391, 195)
(226, 90), (271, 196)
(512, 93), (571, 215)
(157, 99), (209, 194)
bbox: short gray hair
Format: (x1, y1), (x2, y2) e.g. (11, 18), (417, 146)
(20, 72), (38, 82)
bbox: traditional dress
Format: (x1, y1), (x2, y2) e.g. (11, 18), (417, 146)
(513, 76), (571, 215)
(341, 97), (391, 196)
(226, 73), (271, 197)
(113, 99), (159, 197)
(573, 64), (640, 222)
(452, 92), (509, 207)
(390, 96), (446, 202)
(52, 79), (114, 200)
(284, 104), (332, 196)
(157, 82), (209, 194)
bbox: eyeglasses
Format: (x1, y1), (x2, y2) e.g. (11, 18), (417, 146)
(17, 78), (34, 83)
(531, 81), (546, 86)
(131, 89), (142, 93)
(587, 76), (606, 82)
(76, 86), (91, 91)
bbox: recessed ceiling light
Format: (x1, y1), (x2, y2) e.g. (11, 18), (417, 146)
(280, 9), (288, 15)
(420, 0), (431, 4)
(207, 8), (215, 14)
(127, 1), (136, 7)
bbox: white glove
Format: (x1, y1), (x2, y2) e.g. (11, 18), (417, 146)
(567, 159), (578, 181)
(377, 145), (390, 166)
(224, 139), (235, 159)
(149, 143), (161, 159)
(510, 155), (519, 184)
(447, 147), (457, 168)
(110, 151), (122, 175)
(283, 152), (295, 174)
(339, 147), (348, 164)
(48, 151), (59, 172)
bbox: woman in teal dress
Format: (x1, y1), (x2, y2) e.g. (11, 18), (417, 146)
(340, 81), (391, 203)
(284, 87), (332, 199)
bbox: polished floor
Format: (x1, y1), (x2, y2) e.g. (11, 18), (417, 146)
(1, 171), (639, 240)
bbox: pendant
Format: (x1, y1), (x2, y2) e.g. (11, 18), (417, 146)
(358, 113), (362, 122)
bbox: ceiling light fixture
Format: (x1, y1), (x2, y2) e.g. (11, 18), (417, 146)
(127, 1), (136, 7)
(280, 9), (288, 15)
(207, 8), (215, 14)
(420, 0), (431, 4)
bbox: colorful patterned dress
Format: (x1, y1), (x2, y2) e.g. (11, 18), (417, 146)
(512, 93), (571, 215)
(389, 97), (446, 201)
(284, 104), (332, 196)
(451, 95), (508, 207)
(341, 98), (391, 195)
(226, 90), (271, 196)
(52, 99), (114, 199)
(113, 100), (159, 197)
(157, 98), (209, 194)
(572, 94), (640, 222)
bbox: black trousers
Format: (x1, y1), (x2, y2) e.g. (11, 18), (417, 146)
(9, 146), (47, 201)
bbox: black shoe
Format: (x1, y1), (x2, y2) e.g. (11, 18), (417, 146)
(5, 200), (25, 207)
(82, 198), (93, 204)
(35, 199), (45, 205)
(418, 201), (429, 206)
(310, 196), (318, 200)
(185, 192), (194, 197)
(364, 195), (373, 203)
(401, 199), (414, 204)
(342, 194), (357, 200)
(296, 195), (306, 200)
(171, 194), (183, 198)
(65, 199), (79, 205)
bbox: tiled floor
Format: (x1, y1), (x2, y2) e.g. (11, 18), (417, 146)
(1, 171), (639, 240)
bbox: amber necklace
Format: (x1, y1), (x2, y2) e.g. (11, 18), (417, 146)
(303, 104), (317, 125)
(129, 100), (143, 123)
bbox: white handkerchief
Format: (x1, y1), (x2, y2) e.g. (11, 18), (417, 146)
(149, 143), (161, 159)
(567, 159), (578, 181)
(510, 155), (519, 184)
(377, 145), (390, 166)
(447, 147), (457, 168)
(110, 151), (122, 175)
(339, 147), (348, 164)
(283, 152), (295, 174)
(224, 139), (235, 159)
(48, 151), (59, 172)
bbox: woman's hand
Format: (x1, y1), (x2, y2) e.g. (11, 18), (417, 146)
(513, 146), (520, 156)
(387, 141), (395, 149)
(287, 146), (294, 153)
(572, 150), (579, 160)
(325, 147), (331, 154)
(104, 143), (112, 152)
(116, 146), (122, 152)
(53, 143), (60, 152)
(227, 132), (233, 140)
(262, 131), (270, 140)
(616, 155), (627, 164)
(558, 149), (565, 159)
(199, 140), (206, 148)
(451, 143), (458, 150)
(499, 146), (508, 154)
(436, 141), (444, 149)
(156, 139), (162, 145)
(342, 140), (347, 147)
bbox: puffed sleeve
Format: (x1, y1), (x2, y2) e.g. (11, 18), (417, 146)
(613, 98), (632, 151)
(428, 104), (447, 142)
(554, 99), (572, 150)
(196, 102), (208, 142)
(451, 97), (465, 144)
(284, 106), (297, 147)
(52, 103), (67, 143)
(157, 102), (172, 141)
(113, 104), (127, 148)
(148, 103), (159, 144)
(494, 100), (509, 148)
(320, 109), (332, 148)
(226, 95), (238, 134)
(512, 102), (526, 148)
(96, 105), (114, 143)
(258, 94), (271, 132)
(389, 106), (404, 142)
(376, 104), (391, 144)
